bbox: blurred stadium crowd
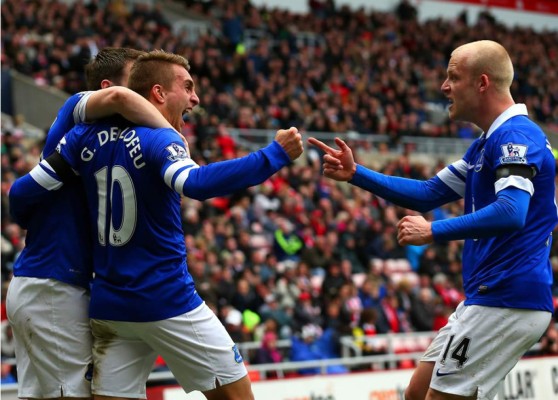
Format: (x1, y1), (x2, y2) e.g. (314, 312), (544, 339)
(2, 0), (558, 381)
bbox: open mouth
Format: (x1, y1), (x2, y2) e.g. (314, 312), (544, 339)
(181, 108), (192, 121)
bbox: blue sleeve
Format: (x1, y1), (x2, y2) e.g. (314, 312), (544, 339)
(349, 164), (461, 212)
(182, 141), (290, 200)
(43, 92), (91, 157)
(432, 186), (530, 241)
(147, 129), (291, 201)
(9, 162), (64, 228)
(491, 129), (544, 172)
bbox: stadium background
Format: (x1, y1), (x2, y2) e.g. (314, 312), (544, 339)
(1, 0), (558, 398)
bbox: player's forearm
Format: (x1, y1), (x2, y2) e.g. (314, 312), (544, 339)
(432, 187), (530, 241)
(85, 87), (174, 129)
(181, 141), (291, 200)
(349, 165), (459, 212)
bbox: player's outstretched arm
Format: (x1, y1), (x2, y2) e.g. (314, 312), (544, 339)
(308, 137), (460, 212)
(160, 128), (302, 201)
(84, 86), (175, 129)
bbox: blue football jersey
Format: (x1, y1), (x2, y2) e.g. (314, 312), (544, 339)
(58, 119), (291, 321)
(439, 105), (556, 312)
(12, 92), (94, 289)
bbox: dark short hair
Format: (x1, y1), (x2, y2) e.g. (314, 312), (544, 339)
(84, 47), (146, 90)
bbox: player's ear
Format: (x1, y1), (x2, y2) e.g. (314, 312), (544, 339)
(152, 84), (165, 103)
(478, 74), (489, 93)
(100, 79), (113, 89)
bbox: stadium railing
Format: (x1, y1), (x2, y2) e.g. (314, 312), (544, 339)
(0, 329), (546, 394)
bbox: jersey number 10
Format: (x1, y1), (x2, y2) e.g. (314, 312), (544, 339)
(94, 166), (137, 246)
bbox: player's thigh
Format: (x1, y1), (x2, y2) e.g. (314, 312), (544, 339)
(405, 306), (459, 400)
(7, 277), (92, 399)
(405, 361), (435, 400)
(90, 319), (157, 399)
(203, 375), (254, 400)
(430, 305), (550, 400)
(141, 303), (249, 394)
(426, 387), (476, 400)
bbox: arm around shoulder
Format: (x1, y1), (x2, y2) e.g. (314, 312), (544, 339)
(85, 87), (174, 129)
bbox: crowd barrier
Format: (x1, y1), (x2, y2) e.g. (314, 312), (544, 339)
(3, 330), (551, 399)
(147, 356), (558, 400)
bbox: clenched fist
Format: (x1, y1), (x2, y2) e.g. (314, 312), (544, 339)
(397, 215), (434, 246)
(275, 127), (303, 161)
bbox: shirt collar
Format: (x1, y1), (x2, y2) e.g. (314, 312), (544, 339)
(484, 103), (528, 139)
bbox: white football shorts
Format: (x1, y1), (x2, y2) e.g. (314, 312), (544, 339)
(427, 301), (550, 400)
(6, 277), (93, 399)
(420, 306), (458, 362)
(90, 302), (248, 398)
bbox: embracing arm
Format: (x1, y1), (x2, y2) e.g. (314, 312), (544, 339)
(82, 86), (174, 129)
(44, 88), (176, 158)
(9, 153), (73, 228)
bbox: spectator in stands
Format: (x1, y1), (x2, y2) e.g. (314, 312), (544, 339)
(253, 317), (280, 343)
(0, 321), (15, 359)
(1, 362), (16, 384)
(290, 323), (348, 375)
(338, 282), (363, 330)
(292, 291), (323, 333)
(352, 307), (389, 360)
(273, 217), (304, 262)
(321, 258), (350, 303)
(410, 287), (436, 332)
(258, 294), (292, 338)
(274, 260), (301, 309)
(253, 331), (283, 365)
(300, 234), (333, 273)
(539, 320), (558, 355)
(5, 0), (556, 142)
(231, 277), (260, 313)
(223, 306), (249, 343)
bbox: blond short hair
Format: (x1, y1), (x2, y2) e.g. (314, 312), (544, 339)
(453, 40), (514, 93)
(128, 50), (191, 98)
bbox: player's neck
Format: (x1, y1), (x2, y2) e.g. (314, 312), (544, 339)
(477, 97), (515, 133)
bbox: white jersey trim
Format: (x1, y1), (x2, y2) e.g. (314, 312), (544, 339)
(437, 160), (466, 197)
(495, 175), (534, 196)
(173, 166), (199, 193)
(73, 91), (95, 124)
(163, 159), (198, 188)
(485, 103), (528, 139)
(30, 161), (63, 191)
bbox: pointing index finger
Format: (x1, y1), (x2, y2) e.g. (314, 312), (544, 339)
(307, 137), (336, 155)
